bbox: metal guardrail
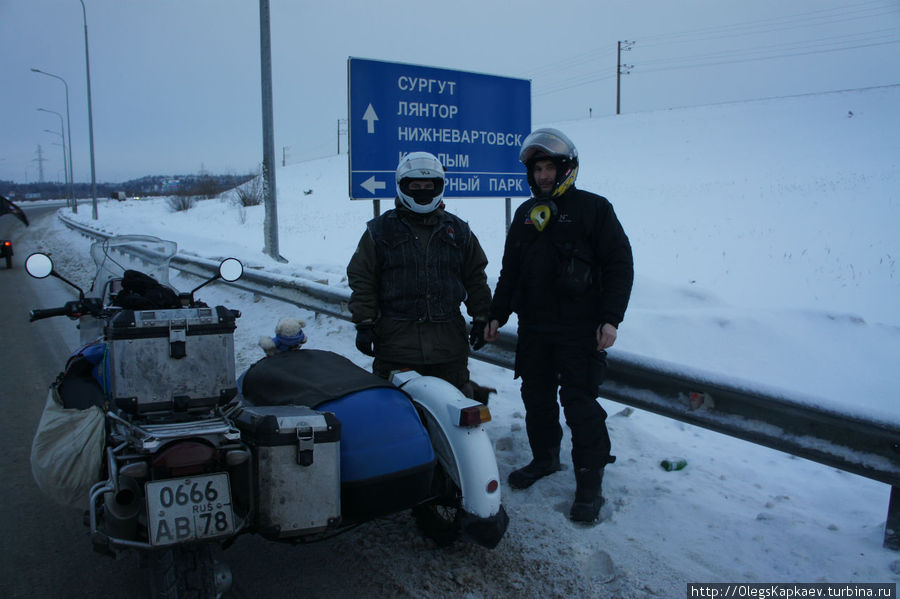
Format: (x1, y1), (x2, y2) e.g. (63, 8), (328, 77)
(59, 215), (900, 548)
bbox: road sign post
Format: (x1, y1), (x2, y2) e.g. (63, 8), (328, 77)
(348, 58), (531, 201)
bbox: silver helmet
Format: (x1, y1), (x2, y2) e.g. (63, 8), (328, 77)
(395, 151), (445, 214)
(519, 128), (579, 198)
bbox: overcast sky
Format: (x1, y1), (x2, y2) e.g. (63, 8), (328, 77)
(2, 0), (898, 183)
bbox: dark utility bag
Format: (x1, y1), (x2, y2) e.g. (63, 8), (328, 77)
(114, 270), (180, 310)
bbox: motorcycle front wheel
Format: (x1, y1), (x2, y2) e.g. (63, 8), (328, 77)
(148, 543), (230, 599)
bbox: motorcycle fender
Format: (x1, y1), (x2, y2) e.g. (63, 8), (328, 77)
(393, 373), (503, 520)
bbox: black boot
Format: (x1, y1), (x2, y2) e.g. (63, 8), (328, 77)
(569, 467), (605, 523)
(507, 456), (562, 490)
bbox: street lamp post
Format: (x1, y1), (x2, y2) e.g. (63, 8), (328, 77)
(259, 0), (284, 262)
(31, 68), (76, 212)
(37, 108), (68, 194)
(78, 0), (98, 220)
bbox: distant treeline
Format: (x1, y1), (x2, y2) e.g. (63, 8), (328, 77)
(1, 173), (257, 201)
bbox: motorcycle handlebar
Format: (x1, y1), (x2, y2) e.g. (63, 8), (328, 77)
(29, 306), (71, 322)
(29, 298), (104, 322)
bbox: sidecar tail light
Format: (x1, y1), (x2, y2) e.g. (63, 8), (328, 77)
(459, 405), (491, 427)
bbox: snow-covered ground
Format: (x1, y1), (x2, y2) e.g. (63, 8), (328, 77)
(33, 84), (900, 595)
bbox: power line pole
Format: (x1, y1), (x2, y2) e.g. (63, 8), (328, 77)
(43, 129), (67, 188)
(34, 145), (47, 182)
(617, 40), (634, 115)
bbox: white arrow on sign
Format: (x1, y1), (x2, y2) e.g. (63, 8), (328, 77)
(361, 176), (387, 195)
(362, 104), (379, 134)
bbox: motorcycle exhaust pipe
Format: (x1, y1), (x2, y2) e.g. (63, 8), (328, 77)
(103, 476), (142, 540)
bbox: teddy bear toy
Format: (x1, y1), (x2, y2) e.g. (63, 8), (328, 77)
(258, 317), (307, 356)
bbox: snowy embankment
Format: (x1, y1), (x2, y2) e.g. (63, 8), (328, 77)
(52, 85), (900, 594)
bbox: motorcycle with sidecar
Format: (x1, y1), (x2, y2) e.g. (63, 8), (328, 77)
(26, 235), (508, 598)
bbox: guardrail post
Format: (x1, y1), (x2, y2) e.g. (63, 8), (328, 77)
(884, 485), (900, 550)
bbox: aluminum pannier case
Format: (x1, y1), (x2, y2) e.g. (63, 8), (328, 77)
(234, 404), (341, 539)
(240, 350), (435, 520)
(105, 306), (238, 414)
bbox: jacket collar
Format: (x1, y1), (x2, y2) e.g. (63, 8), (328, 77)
(392, 198), (446, 226)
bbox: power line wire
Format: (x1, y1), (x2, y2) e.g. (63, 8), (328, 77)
(518, 48), (617, 80)
(638, 0), (898, 47)
(526, 1), (899, 98)
(635, 38), (900, 76)
(635, 27), (900, 69)
(532, 67), (619, 97)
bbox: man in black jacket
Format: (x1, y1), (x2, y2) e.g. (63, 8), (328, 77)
(484, 128), (634, 523)
(347, 152), (492, 396)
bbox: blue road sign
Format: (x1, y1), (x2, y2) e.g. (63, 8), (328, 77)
(348, 57), (531, 200)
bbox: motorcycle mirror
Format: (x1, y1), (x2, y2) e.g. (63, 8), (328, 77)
(25, 252), (85, 299)
(219, 258), (243, 282)
(25, 253), (53, 279)
(189, 258), (244, 298)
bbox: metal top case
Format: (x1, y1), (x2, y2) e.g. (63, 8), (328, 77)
(105, 306), (238, 415)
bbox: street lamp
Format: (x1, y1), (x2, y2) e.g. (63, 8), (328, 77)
(78, 0), (98, 220)
(37, 108), (68, 193)
(31, 68), (75, 211)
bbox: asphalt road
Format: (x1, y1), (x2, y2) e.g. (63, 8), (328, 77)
(0, 209), (405, 599)
(0, 207), (143, 598)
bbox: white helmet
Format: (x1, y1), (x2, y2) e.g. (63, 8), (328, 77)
(396, 151), (445, 214)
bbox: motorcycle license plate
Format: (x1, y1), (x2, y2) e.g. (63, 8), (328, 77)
(146, 473), (235, 546)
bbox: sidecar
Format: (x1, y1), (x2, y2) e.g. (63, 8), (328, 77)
(237, 349), (508, 549)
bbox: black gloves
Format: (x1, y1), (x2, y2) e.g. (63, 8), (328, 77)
(469, 319), (487, 351)
(355, 323), (376, 357)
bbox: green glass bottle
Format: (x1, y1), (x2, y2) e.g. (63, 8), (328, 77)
(660, 457), (688, 471)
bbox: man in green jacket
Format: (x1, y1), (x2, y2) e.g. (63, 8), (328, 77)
(347, 152), (492, 397)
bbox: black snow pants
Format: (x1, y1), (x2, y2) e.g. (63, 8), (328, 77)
(514, 327), (613, 470)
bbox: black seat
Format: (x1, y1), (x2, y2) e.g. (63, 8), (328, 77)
(240, 349), (396, 408)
